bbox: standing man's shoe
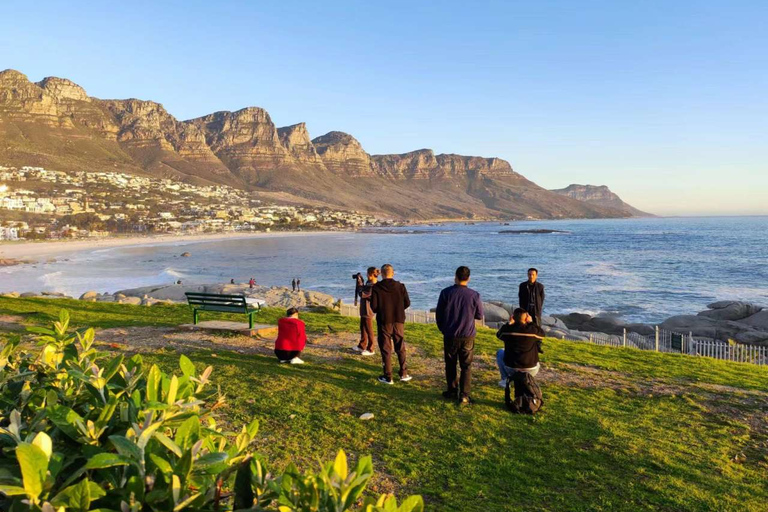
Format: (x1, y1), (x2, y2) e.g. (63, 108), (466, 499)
(361, 350), (375, 356)
(377, 375), (393, 385)
(352, 346), (363, 353)
(459, 395), (473, 406)
(399, 374), (413, 382)
(442, 389), (458, 400)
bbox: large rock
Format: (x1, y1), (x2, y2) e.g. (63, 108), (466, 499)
(660, 315), (743, 339)
(1, 292), (20, 298)
(732, 329), (768, 344)
(554, 313), (630, 335)
(488, 301), (515, 317)
(739, 310), (768, 331)
(117, 296), (142, 305)
(698, 301), (762, 321)
(80, 291), (100, 301)
(483, 302), (510, 323)
(304, 290), (336, 308)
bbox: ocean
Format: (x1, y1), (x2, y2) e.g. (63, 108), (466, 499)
(3, 217), (767, 324)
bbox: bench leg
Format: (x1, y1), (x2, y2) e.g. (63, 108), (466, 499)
(249, 312), (254, 330)
(193, 309), (199, 325)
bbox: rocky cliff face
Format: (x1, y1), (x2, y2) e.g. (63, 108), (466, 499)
(311, 131), (374, 177)
(0, 68), (648, 219)
(550, 184), (652, 217)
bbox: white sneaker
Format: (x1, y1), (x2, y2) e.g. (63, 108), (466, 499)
(279, 360), (290, 364)
(361, 350), (375, 356)
(498, 379), (507, 388)
(290, 357), (305, 365)
(399, 374), (413, 382)
(352, 346), (363, 352)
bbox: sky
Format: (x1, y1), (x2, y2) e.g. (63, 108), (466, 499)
(2, 0), (767, 216)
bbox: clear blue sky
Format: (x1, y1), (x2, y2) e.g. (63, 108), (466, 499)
(3, 1), (767, 215)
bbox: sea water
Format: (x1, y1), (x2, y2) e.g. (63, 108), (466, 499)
(2, 217), (767, 324)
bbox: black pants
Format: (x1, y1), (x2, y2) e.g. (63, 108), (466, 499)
(444, 336), (474, 398)
(275, 349), (301, 361)
(377, 322), (407, 379)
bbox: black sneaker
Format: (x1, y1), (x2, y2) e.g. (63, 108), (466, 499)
(442, 389), (459, 400)
(377, 375), (393, 385)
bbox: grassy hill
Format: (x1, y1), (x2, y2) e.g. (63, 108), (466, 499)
(1, 297), (766, 511)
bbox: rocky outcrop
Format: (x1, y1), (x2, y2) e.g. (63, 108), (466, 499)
(278, 123), (323, 164)
(36, 77), (89, 102)
(698, 300), (762, 321)
(550, 184), (652, 218)
(311, 131), (374, 177)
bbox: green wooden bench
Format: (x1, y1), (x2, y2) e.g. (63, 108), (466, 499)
(184, 292), (263, 329)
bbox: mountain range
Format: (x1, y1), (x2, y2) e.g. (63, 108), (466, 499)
(0, 69), (651, 220)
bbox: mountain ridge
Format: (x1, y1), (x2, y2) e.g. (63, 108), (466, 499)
(0, 69), (650, 220)
(550, 184), (654, 217)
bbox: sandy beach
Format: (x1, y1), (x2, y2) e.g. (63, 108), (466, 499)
(0, 230), (343, 263)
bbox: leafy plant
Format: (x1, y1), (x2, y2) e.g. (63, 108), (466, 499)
(0, 310), (423, 511)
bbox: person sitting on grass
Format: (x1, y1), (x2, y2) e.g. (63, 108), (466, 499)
(495, 308), (543, 387)
(275, 307), (307, 364)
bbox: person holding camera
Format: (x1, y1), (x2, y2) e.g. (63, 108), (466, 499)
(354, 267), (378, 355)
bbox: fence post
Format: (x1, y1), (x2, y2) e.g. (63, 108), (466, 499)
(655, 326), (659, 352)
(589, 333), (593, 344)
(688, 331), (693, 354)
(623, 328), (627, 347)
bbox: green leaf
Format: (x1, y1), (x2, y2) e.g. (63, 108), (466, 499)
(195, 452), (228, 468)
(16, 442), (48, 500)
(0, 485), (27, 496)
(47, 405), (85, 441)
(179, 355), (195, 377)
(333, 449), (348, 480)
(31, 432), (52, 460)
(102, 354), (124, 382)
(398, 495), (425, 512)
(246, 419), (259, 438)
(146, 365), (161, 402)
(149, 454), (173, 478)
(108, 435), (142, 463)
(84, 453), (132, 469)
(154, 432), (183, 458)
(167, 375), (179, 405)
(50, 478), (91, 512)
(175, 416), (199, 451)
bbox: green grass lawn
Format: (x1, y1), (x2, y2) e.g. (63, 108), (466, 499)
(1, 297), (767, 511)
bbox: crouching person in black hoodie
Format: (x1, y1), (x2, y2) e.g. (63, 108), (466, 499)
(370, 263), (413, 385)
(495, 308), (543, 387)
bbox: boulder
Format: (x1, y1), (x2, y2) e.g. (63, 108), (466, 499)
(1, 292), (20, 298)
(483, 302), (510, 323)
(698, 301), (762, 321)
(20, 292), (37, 298)
(488, 301), (515, 316)
(737, 310), (768, 331)
(180, 252), (191, 257)
(80, 291), (100, 301)
(660, 315), (743, 339)
(304, 290), (336, 308)
(117, 296), (142, 305)
(541, 315), (568, 330)
(732, 330), (768, 344)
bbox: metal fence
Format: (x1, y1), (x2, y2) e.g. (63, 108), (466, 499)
(337, 303), (768, 367)
(561, 327), (768, 367)
(338, 303), (437, 324)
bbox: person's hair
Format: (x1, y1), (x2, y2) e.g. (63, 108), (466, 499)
(286, 307), (299, 317)
(512, 308), (527, 324)
(455, 266), (471, 282)
(381, 264), (394, 277)
(367, 266), (377, 277)
(528, 268), (538, 274)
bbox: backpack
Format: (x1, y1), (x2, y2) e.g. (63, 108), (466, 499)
(505, 371), (543, 414)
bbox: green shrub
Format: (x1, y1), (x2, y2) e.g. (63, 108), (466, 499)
(0, 311), (423, 512)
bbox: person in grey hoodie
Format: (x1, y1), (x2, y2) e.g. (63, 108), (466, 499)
(370, 263), (412, 384)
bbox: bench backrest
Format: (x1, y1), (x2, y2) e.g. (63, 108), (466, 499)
(185, 292), (249, 313)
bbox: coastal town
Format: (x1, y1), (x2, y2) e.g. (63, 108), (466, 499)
(0, 165), (390, 240)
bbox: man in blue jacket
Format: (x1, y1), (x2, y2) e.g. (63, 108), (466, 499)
(436, 266), (484, 404)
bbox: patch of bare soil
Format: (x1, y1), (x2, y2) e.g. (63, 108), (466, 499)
(0, 315), (26, 332)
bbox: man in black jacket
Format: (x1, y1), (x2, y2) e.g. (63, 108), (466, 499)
(370, 263), (412, 384)
(519, 268), (545, 326)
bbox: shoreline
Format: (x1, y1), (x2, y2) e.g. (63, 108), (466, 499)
(0, 230), (349, 262)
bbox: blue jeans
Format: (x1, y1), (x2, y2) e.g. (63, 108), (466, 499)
(496, 349), (539, 380)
